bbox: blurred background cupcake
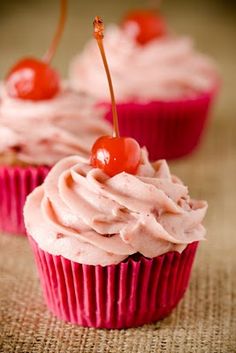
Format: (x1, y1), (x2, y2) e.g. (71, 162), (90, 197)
(0, 83), (110, 235)
(0, 0), (111, 236)
(70, 8), (220, 161)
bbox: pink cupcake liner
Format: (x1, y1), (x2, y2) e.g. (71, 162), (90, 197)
(29, 236), (198, 329)
(0, 165), (50, 236)
(102, 87), (217, 160)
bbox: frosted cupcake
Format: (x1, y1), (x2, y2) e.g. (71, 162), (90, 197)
(70, 10), (219, 160)
(0, 0), (110, 235)
(25, 148), (207, 328)
(0, 84), (110, 236)
(24, 17), (208, 329)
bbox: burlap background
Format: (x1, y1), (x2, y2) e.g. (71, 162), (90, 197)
(0, 0), (236, 352)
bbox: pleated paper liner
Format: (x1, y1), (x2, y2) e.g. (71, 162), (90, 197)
(29, 236), (198, 329)
(0, 165), (50, 235)
(103, 87), (217, 161)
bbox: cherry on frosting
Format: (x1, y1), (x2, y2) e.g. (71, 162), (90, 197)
(90, 17), (141, 177)
(6, 58), (60, 101)
(5, 0), (67, 101)
(122, 9), (167, 45)
(91, 136), (140, 177)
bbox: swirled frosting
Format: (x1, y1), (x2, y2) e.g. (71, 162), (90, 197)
(0, 83), (111, 166)
(24, 148), (207, 266)
(70, 25), (218, 102)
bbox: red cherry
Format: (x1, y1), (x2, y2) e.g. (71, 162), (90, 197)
(122, 10), (167, 45)
(91, 135), (141, 177)
(5, 58), (60, 101)
(4, 0), (67, 101)
(92, 18), (141, 176)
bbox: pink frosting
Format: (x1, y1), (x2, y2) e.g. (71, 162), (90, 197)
(24, 148), (207, 266)
(0, 84), (111, 165)
(70, 25), (218, 102)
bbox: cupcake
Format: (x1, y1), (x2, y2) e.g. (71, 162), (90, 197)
(70, 10), (219, 160)
(0, 83), (110, 236)
(24, 148), (207, 328)
(0, 1), (111, 236)
(24, 16), (208, 329)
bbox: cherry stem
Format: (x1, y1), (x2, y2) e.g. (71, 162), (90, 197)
(93, 16), (120, 138)
(43, 0), (67, 64)
(147, 0), (162, 10)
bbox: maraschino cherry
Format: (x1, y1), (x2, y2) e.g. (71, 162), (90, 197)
(5, 0), (67, 101)
(90, 17), (141, 177)
(122, 9), (167, 45)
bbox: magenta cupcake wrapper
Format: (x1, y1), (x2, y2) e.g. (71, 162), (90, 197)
(29, 236), (198, 329)
(103, 88), (217, 160)
(0, 165), (50, 236)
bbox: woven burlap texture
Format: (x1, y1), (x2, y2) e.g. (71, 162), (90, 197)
(0, 118), (236, 353)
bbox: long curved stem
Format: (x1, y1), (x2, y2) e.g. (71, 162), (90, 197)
(93, 17), (120, 138)
(148, 0), (162, 10)
(43, 0), (67, 64)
